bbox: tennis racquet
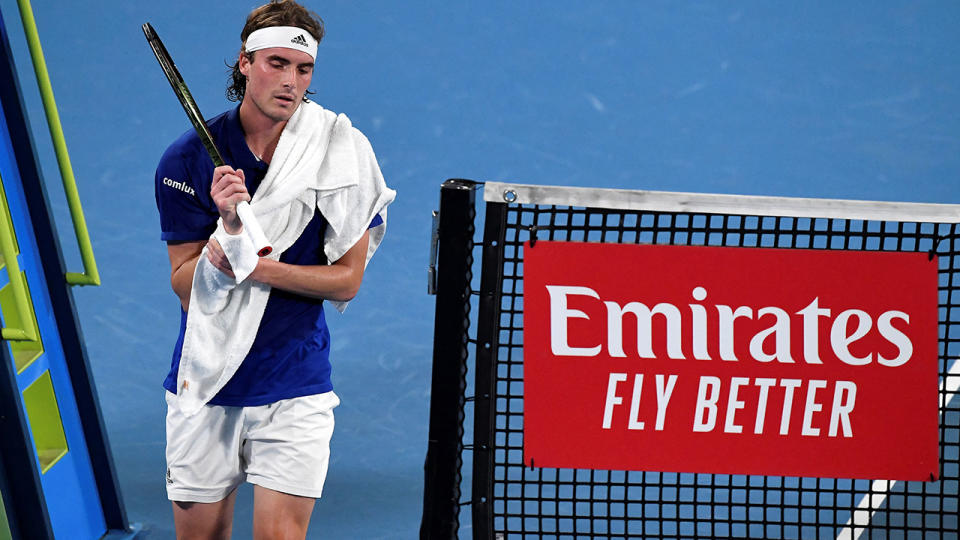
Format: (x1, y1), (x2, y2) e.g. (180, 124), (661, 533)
(142, 22), (272, 257)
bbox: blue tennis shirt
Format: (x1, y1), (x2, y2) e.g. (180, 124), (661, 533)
(155, 105), (381, 406)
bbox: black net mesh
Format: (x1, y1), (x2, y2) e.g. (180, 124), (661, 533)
(463, 201), (960, 539)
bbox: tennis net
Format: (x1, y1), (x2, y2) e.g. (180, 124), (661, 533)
(421, 179), (960, 539)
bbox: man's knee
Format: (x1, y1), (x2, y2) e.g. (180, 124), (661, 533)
(253, 486), (315, 540)
(172, 495), (236, 540)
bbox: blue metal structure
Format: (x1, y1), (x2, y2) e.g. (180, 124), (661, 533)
(0, 7), (133, 540)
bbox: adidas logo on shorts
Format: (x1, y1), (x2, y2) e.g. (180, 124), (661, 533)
(291, 34), (309, 47)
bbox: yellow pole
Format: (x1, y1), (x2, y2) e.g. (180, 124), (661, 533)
(0, 172), (38, 342)
(16, 0), (100, 286)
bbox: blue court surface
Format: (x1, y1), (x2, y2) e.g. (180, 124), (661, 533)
(0, 1), (958, 538)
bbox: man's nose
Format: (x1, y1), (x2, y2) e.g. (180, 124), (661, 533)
(282, 67), (296, 87)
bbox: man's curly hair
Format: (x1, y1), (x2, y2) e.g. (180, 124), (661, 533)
(226, 0), (324, 103)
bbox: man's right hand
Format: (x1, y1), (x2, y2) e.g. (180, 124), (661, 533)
(211, 165), (250, 235)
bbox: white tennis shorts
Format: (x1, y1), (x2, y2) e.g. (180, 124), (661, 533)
(165, 391), (340, 503)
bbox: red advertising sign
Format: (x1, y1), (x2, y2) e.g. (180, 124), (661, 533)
(523, 241), (938, 480)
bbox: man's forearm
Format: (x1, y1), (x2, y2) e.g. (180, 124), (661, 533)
(249, 259), (362, 302)
(248, 229), (370, 302)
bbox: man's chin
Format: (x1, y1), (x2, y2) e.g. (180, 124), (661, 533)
(267, 103), (299, 123)
(265, 107), (297, 122)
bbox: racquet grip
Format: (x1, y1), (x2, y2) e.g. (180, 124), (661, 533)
(236, 202), (273, 256)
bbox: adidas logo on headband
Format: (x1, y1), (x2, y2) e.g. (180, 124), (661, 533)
(291, 34), (309, 47)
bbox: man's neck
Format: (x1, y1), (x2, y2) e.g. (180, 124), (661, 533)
(238, 99), (290, 163)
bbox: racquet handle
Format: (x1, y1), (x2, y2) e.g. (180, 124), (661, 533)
(235, 202), (272, 256)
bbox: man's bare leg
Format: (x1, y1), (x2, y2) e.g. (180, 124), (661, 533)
(252, 485), (316, 540)
(172, 489), (238, 540)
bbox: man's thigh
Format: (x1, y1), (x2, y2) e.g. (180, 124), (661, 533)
(166, 392), (246, 503)
(243, 392), (339, 498)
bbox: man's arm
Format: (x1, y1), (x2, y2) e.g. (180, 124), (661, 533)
(173, 163), (372, 306)
(167, 240), (206, 311)
(207, 229), (371, 303)
(163, 164), (248, 312)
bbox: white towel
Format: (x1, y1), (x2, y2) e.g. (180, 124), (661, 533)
(176, 101), (396, 416)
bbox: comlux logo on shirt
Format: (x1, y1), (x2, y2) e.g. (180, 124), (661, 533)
(163, 177), (196, 197)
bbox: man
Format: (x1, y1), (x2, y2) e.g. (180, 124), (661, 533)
(154, 1), (394, 538)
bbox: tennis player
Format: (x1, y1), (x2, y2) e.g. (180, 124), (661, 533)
(154, 1), (394, 537)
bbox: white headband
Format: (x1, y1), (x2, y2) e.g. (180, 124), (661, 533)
(245, 26), (318, 60)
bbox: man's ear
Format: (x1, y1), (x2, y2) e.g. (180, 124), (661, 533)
(238, 52), (252, 77)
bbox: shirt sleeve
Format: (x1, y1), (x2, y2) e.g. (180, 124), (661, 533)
(155, 147), (218, 242)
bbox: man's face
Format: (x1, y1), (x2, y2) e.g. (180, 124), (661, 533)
(239, 46), (315, 123)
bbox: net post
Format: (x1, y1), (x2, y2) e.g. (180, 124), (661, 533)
(472, 199), (508, 539)
(420, 179), (480, 540)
